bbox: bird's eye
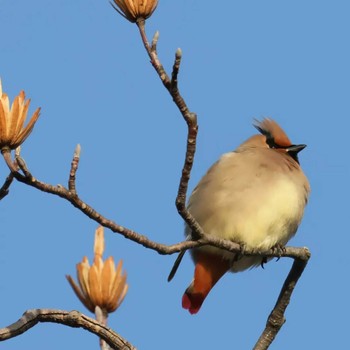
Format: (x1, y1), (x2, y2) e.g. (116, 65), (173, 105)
(266, 137), (277, 149)
(266, 137), (287, 150)
(266, 138), (290, 152)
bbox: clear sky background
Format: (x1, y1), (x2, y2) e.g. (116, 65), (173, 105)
(0, 1), (349, 349)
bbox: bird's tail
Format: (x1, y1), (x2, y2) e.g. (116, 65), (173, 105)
(168, 250), (186, 282)
(182, 251), (231, 314)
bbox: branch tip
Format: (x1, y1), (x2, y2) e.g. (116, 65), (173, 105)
(151, 31), (159, 50)
(74, 144), (81, 158)
(175, 48), (182, 59)
(15, 146), (21, 157)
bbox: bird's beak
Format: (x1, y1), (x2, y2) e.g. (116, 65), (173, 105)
(287, 144), (306, 154)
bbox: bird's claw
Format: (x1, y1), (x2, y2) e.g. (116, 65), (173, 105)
(271, 243), (286, 261)
(260, 257), (268, 269)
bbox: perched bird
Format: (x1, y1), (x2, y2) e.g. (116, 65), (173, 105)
(168, 118), (310, 315)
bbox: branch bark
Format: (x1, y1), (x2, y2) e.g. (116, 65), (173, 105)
(253, 252), (310, 350)
(0, 172), (14, 200)
(0, 309), (135, 350)
(136, 19), (205, 241)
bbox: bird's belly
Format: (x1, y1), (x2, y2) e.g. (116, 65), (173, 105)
(192, 178), (304, 261)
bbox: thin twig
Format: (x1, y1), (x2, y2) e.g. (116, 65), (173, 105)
(15, 155), (32, 179)
(151, 31), (159, 52)
(136, 19), (203, 240)
(1, 149), (18, 173)
(95, 306), (111, 350)
(136, 20), (171, 90)
(253, 252), (311, 350)
(13, 151), (200, 253)
(68, 144), (81, 194)
(0, 309), (135, 350)
(171, 48), (182, 89)
(0, 172), (14, 200)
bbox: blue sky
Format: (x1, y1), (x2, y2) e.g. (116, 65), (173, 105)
(1, 0), (349, 349)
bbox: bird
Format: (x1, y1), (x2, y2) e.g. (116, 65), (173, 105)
(168, 118), (310, 315)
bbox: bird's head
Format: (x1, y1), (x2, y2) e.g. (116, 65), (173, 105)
(250, 118), (306, 163)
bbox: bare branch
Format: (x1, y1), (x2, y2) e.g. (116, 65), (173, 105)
(68, 144), (81, 194)
(95, 306), (111, 350)
(0, 172), (14, 200)
(1, 148), (18, 173)
(0, 309), (135, 350)
(171, 48), (182, 89)
(135, 20), (204, 240)
(253, 251), (311, 350)
(151, 31), (159, 52)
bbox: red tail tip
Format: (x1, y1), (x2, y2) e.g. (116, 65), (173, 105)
(182, 291), (204, 315)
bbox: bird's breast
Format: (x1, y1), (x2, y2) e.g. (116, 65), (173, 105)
(187, 165), (308, 257)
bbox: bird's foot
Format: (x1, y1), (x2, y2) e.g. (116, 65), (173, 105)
(260, 257), (268, 269)
(271, 243), (286, 261)
(234, 243), (247, 262)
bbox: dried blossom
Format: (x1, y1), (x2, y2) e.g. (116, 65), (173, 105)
(0, 80), (40, 151)
(66, 226), (128, 313)
(111, 0), (158, 22)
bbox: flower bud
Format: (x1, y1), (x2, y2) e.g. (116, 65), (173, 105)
(0, 80), (40, 151)
(111, 0), (158, 23)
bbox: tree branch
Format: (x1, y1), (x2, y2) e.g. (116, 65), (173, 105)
(2, 149), (309, 261)
(0, 309), (135, 350)
(95, 306), (111, 350)
(0, 172), (14, 200)
(68, 144), (81, 194)
(253, 251), (310, 350)
(136, 19), (204, 241)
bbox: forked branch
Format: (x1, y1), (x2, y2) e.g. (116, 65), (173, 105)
(253, 253), (310, 350)
(136, 19), (204, 241)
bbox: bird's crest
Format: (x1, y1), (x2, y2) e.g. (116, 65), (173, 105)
(254, 118), (292, 147)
